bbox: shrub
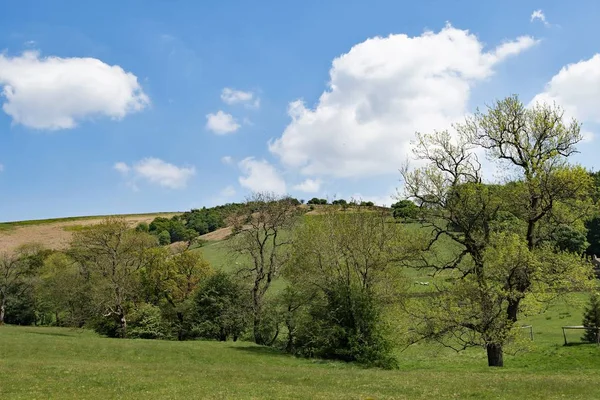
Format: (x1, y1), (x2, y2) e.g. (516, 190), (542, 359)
(158, 230), (171, 245)
(135, 222), (149, 232)
(129, 303), (169, 339)
(192, 272), (249, 341)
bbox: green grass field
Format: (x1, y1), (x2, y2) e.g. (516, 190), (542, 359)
(1, 296), (599, 399)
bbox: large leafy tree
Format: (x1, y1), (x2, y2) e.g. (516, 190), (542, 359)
(401, 96), (595, 367)
(69, 218), (157, 338)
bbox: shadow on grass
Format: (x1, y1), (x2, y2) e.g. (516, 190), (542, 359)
(563, 342), (598, 347)
(231, 345), (285, 356)
(27, 331), (74, 337)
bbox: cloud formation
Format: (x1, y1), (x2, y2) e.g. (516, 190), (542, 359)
(115, 158), (195, 189)
(0, 51), (149, 130)
(221, 88), (260, 108)
(206, 110), (240, 134)
(238, 157), (286, 194)
(269, 25), (537, 178)
(293, 178), (322, 193)
(530, 10), (550, 26)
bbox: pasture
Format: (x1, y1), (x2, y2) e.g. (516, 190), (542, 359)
(1, 296), (599, 399)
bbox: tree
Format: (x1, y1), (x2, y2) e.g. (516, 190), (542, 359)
(0, 244), (45, 325)
(391, 200), (418, 220)
(401, 96), (595, 366)
(193, 272), (249, 341)
(582, 293), (600, 343)
(69, 218), (157, 338)
(141, 245), (212, 340)
(229, 192), (300, 345)
(286, 208), (421, 367)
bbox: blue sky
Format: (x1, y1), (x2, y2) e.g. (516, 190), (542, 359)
(1, 0), (599, 221)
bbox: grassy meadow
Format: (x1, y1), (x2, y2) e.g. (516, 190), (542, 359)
(1, 297), (599, 400)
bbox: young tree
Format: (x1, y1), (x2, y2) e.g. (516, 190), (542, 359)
(401, 96), (595, 366)
(391, 200), (419, 220)
(69, 218), (157, 338)
(582, 293), (600, 343)
(229, 192), (300, 345)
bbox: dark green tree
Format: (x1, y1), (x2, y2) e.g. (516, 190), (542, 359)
(582, 293), (600, 343)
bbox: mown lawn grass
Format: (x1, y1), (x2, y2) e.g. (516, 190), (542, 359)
(2, 295), (600, 400)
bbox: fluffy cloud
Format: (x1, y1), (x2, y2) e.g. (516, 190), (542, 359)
(238, 157), (286, 194)
(221, 88), (260, 108)
(293, 178), (322, 193)
(0, 51), (149, 130)
(269, 24), (537, 178)
(115, 158), (195, 189)
(531, 54), (600, 130)
(530, 10), (550, 26)
(206, 111), (240, 134)
(221, 155), (234, 165)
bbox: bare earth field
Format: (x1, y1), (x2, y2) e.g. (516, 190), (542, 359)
(0, 213), (178, 253)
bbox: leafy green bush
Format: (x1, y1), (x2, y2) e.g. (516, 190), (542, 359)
(192, 272), (249, 341)
(158, 230), (171, 245)
(129, 303), (169, 339)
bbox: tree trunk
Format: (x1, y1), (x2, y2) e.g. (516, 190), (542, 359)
(120, 314), (127, 338)
(253, 313), (264, 345)
(486, 343), (504, 367)
(0, 300), (5, 325)
(177, 312), (184, 341)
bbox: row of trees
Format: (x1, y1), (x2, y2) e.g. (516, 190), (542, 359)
(2, 96), (600, 369)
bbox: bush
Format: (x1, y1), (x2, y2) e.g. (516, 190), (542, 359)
(291, 283), (396, 369)
(192, 272), (249, 341)
(158, 230), (171, 245)
(582, 293), (600, 343)
(135, 222), (149, 232)
(129, 303), (169, 339)
(391, 200), (418, 220)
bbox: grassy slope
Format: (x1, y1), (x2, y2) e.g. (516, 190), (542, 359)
(0, 212), (178, 231)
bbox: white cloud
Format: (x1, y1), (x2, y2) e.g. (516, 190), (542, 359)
(220, 185), (236, 197)
(221, 156), (234, 165)
(0, 163), (4, 172)
(293, 178), (322, 193)
(116, 158), (195, 189)
(0, 51), (149, 130)
(113, 162), (130, 175)
(530, 10), (550, 26)
(238, 157), (287, 194)
(269, 24), (537, 178)
(206, 111), (240, 134)
(221, 88), (260, 108)
(531, 54), (600, 126)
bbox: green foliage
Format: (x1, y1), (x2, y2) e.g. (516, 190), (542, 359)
(582, 293), (600, 343)
(391, 200), (418, 220)
(158, 230), (171, 245)
(135, 222), (149, 232)
(550, 224), (588, 254)
(193, 272), (249, 341)
(292, 282), (396, 368)
(128, 303), (169, 339)
(307, 198), (327, 205)
(331, 199), (347, 205)
(360, 201), (375, 207)
(585, 217), (600, 256)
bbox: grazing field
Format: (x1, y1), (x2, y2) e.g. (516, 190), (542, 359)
(0, 212), (179, 253)
(1, 298), (599, 400)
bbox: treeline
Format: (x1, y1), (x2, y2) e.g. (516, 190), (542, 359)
(2, 96), (600, 369)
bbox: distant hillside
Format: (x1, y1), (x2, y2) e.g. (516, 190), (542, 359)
(0, 212), (179, 253)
